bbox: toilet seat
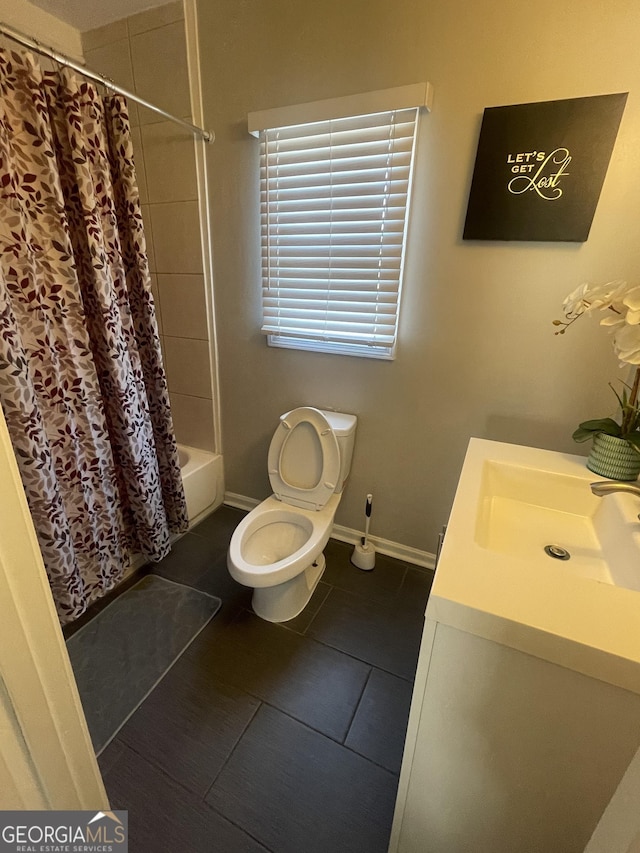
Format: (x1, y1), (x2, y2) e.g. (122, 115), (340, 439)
(268, 407), (340, 511)
(228, 493), (339, 588)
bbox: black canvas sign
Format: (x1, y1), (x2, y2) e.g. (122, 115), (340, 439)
(463, 93), (627, 242)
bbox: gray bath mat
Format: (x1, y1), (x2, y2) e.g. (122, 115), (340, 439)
(67, 574), (221, 754)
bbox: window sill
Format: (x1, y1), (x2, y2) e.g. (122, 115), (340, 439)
(266, 335), (395, 361)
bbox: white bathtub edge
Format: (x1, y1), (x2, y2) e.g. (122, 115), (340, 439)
(178, 444), (224, 527)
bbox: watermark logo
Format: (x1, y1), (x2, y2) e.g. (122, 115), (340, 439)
(0, 810), (128, 852)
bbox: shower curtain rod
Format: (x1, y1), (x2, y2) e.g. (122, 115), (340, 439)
(0, 21), (215, 144)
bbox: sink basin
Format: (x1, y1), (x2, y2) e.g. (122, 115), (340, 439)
(475, 459), (640, 591)
(429, 438), (640, 693)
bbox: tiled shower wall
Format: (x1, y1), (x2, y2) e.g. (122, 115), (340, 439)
(82, 1), (216, 452)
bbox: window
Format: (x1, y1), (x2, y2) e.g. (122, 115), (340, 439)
(249, 85), (431, 359)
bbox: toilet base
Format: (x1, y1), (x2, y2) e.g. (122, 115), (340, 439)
(252, 554), (326, 623)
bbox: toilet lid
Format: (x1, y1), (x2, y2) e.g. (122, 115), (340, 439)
(268, 407), (340, 510)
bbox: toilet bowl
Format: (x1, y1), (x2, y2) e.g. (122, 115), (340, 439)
(227, 407), (357, 623)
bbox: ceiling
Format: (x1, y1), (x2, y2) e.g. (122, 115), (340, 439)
(28, 0), (171, 32)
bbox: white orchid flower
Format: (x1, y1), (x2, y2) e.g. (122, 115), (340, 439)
(600, 314), (625, 327)
(622, 286), (640, 325)
(613, 323), (640, 365)
(562, 282), (605, 316)
(602, 279), (631, 304)
(562, 282), (592, 316)
(562, 280), (629, 318)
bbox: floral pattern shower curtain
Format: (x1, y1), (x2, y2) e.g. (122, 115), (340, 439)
(0, 49), (189, 624)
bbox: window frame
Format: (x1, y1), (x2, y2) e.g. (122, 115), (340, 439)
(249, 84), (432, 360)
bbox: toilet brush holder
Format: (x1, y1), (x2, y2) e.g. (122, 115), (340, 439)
(351, 539), (376, 571)
(351, 493), (376, 570)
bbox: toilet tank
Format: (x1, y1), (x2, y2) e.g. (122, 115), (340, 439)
(319, 409), (357, 493)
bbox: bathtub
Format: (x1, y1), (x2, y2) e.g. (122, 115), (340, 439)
(116, 444), (223, 584)
(177, 443), (224, 525)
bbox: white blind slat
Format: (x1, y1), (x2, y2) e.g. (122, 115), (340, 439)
(265, 271), (402, 281)
(261, 107), (419, 359)
(263, 294), (399, 307)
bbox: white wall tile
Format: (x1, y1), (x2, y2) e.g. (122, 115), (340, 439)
(82, 20), (128, 52)
(141, 121), (198, 203)
(128, 1), (184, 36)
(170, 393), (216, 451)
(130, 21), (191, 126)
(157, 274), (208, 339)
(163, 336), (212, 399)
(149, 201), (203, 274)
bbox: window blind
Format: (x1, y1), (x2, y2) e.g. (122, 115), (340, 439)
(260, 107), (420, 359)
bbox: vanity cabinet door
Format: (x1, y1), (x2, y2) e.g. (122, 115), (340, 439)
(391, 621), (640, 853)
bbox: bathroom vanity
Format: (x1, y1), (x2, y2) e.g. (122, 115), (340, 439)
(389, 439), (640, 853)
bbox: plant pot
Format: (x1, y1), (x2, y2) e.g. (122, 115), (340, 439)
(586, 432), (640, 481)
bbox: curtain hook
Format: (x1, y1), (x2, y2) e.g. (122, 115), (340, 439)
(102, 75), (116, 98)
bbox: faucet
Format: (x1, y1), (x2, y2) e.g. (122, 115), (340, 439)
(591, 480), (640, 519)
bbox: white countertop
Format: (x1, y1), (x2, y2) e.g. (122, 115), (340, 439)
(429, 438), (640, 693)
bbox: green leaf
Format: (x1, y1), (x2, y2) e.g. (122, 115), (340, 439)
(576, 417), (622, 436)
(573, 418), (623, 443)
(625, 432), (640, 453)
(572, 427), (597, 443)
(609, 382), (625, 410)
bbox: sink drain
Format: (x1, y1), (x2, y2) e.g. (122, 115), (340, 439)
(544, 544), (570, 561)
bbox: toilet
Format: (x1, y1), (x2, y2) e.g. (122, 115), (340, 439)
(227, 407), (357, 623)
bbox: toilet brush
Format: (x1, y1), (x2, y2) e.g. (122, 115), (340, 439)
(351, 493), (376, 571)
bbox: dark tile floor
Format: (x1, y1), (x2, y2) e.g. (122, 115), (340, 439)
(96, 505), (434, 853)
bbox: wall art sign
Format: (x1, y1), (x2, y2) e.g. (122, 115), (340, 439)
(463, 92), (628, 242)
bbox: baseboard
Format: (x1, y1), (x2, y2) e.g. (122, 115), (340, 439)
(223, 491), (436, 570)
(330, 524), (435, 570)
(224, 492), (260, 513)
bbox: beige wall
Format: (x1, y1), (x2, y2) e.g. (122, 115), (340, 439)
(0, 0), (82, 56)
(83, 1), (217, 452)
(197, 0), (640, 553)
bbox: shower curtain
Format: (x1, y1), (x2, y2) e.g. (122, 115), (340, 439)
(0, 49), (188, 624)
